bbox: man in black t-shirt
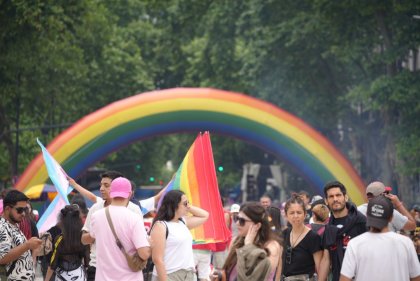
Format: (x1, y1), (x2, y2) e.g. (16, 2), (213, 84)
(318, 181), (367, 281)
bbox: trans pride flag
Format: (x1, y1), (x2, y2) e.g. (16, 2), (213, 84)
(36, 139), (72, 233)
(161, 132), (231, 244)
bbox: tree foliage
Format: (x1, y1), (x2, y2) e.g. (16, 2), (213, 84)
(1, 0), (419, 204)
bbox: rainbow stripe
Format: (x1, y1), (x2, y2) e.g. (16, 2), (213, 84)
(16, 88), (366, 204)
(165, 132), (230, 243)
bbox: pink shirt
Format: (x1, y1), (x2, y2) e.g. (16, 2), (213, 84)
(90, 205), (149, 281)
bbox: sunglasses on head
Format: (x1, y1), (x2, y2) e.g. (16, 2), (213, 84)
(233, 215), (252, 226)
(286, 246), (293, 264)
(14, 207), (29, 214)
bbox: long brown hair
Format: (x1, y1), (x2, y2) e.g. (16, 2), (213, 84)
(223, 202), (277, 275)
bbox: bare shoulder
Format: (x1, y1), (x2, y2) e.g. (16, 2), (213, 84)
(150, 221), (166, 234)
(265, 239), (281, 255)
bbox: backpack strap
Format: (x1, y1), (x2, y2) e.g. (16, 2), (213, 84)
(150, 221), (168, 239)
(149, 218), (185, 240)
(50, 235), (63, 266)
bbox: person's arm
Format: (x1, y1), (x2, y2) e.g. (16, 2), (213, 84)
(224, 212), (231, 229)
(45, 266), (54, 281)
(133, 215), (151, 261)
(150, 222), (167, 281)
(81, 231), (95, 245)
(317, 249), (330, 281)
(81, 204), (96, 245)
(274, 245), (283, 281)
(67, 176), (97, 203)
(266, 240), (281, 275)
(153, 185), (168, 207)
(0, 237), (42, 265)
(185, 205), (209, 229)
(137, 246), (151, 262)
(313, 250), (323, 274)
(385, 194), (416, 231)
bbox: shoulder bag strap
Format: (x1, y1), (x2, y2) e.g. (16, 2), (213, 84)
(105, 207), (125, 253)
(280, 228), (291, 281)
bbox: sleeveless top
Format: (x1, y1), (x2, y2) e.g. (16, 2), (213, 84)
(153, 219), (195, 275)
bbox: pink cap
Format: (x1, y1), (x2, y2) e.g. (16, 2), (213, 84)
(110, 177), (131, 199)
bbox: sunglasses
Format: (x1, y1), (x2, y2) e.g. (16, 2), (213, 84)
(14, 207), (29, 214)
(286, 246), (293, 264)
(233, 216), (252, 226)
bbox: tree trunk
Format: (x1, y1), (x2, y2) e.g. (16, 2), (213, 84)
(0, 105), (16, 180)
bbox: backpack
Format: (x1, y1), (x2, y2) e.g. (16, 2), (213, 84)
(309, 223), (326, 237)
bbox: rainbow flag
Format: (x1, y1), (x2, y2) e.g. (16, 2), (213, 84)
(161, 132), (231, 244)
(36, 139), (72, 233)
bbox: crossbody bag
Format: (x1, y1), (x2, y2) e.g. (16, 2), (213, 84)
(105, 207), (147, 272)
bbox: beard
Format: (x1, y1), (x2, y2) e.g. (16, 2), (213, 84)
(331, 201), (346, 212)
(8, 213), (22, 224)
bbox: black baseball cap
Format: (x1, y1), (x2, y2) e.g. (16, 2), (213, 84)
(366, 195), (393, 229)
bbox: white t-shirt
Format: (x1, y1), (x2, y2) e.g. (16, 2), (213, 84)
(152, 219), (195, 276)
(139, 197), (155, 215)
(90, 205), (149, 281)
(94, 195), (155, 215)
(83, 197), (142, 266)
(341, 231), (420, 281)
(357, 203), (407, 232)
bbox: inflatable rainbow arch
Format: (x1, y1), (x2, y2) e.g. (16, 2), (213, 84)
(16, 88), (366, 204)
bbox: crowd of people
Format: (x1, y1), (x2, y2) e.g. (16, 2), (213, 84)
(1, 173), (420, 281)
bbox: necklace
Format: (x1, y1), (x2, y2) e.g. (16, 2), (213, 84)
(290, 227), (305, 248)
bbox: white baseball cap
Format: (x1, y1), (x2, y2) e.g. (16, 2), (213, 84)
(230, 204), (240, 213)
